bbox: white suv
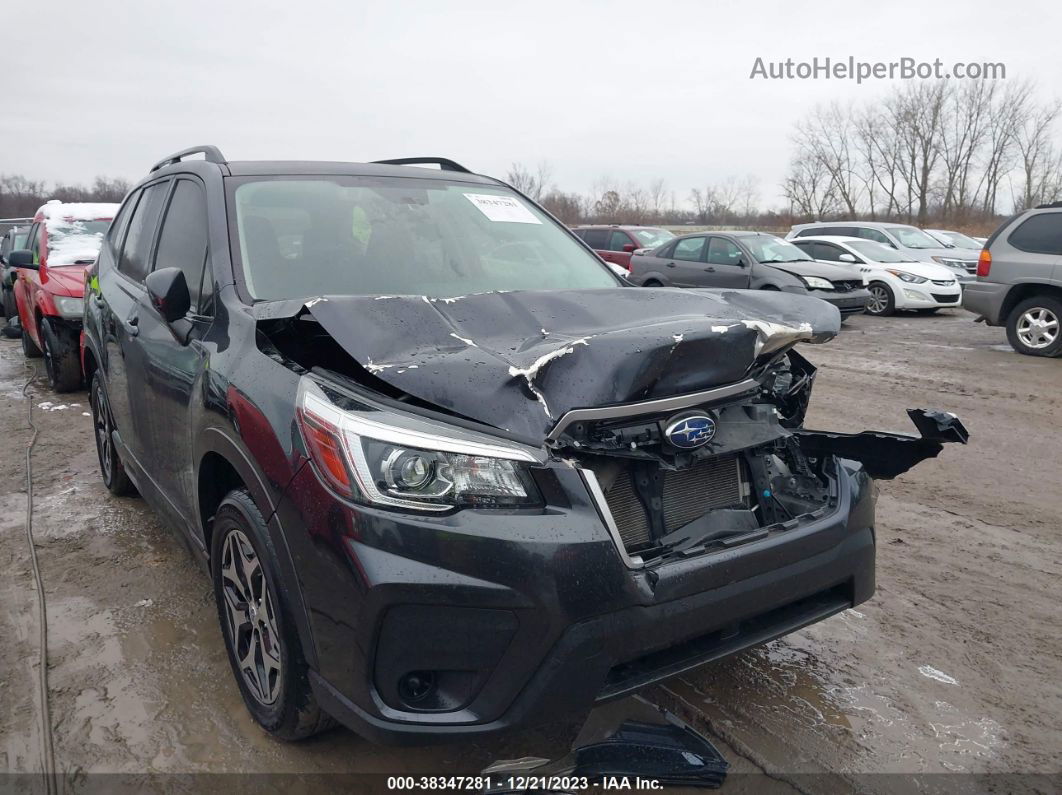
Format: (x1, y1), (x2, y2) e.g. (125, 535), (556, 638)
(791, 236), (962, 316)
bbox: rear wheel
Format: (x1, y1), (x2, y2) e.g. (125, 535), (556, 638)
(90, 373), (136, 496)
(1006, 296), (1062, 357)
(865, 282), (895, 316)
(40, 317), (81, 391)
(212, 490), (334, 741)
(643, 279), (663, 287)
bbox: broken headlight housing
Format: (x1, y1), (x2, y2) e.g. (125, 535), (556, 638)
(296, 378), (542, 512)
(800, 276), (834, 290)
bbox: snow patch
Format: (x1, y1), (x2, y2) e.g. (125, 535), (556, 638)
(919, 665), (959, 685)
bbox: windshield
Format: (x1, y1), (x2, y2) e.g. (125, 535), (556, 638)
(633, 228), (675, 248)
(940, 230), (982, 249)
(232, 177), (617, 300)
(45, 218), (112, 265)
(889, 226), (942, 249)
(849, 240), (911, 263)
(743, 235), (812, 263)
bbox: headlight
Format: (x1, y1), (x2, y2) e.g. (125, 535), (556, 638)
(296, 378), (542, 511)
(932, 256), (967, 270)
(53, 296), (84, 318)
(802, 276), (834, 290)
(885, 269), (928, 284)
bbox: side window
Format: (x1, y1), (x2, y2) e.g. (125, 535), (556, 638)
(672, 236), (707, 262)
(26, 223), (41, 262)
(582, 229), (609, 249)
(571, 229), (587, 241)
(1008, 212), (1062, 255)
(118, 181), (169, 282)
(107, 192), (138, 254)
(153, 179), (209, 313)
(608, 230), (632, 252)
(706, 237), (742, 265)
(815, 243), (844, 262)
(856, 227), (891, 245)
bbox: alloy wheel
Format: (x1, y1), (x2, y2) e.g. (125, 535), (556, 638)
(1016, 307), (1059, 350)
(220, 529), (282, 705)
(867, 285), (889, 314)
(92, 382), (113, 477)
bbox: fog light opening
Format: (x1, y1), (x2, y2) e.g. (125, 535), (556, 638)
(398, 670), (437, 705)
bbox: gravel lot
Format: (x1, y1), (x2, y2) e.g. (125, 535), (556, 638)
(1, 308), (1059, 793)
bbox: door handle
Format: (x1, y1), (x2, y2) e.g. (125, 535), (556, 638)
(704, 266), (716, 272)
(122, 313), (139, 337)
(666, 261), (676, 268)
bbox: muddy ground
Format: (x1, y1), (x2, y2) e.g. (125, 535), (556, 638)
(1, 309), (1060, 793)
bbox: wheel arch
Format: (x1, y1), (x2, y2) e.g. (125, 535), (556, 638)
(1000, 282), (1062, 323)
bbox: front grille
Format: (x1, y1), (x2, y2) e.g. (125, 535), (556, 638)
(830, 280), (862, 292)
(931, 279), (956, 287)
(963, 261), (977, 273)
(600, 455), (749, 551)
(932, 292), (960, 303)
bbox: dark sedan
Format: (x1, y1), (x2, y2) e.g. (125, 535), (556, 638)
(629, 231), (871, 317)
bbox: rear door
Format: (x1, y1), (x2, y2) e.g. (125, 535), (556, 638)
(667, 236), (708, 286)
(129, 177), (213, 518)
(581, 228), (609, 257)
(703, 237), (752, 287)
(98, 179), (170, 465)
(601, 229), (637, 270)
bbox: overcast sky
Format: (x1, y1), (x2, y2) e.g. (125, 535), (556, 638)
(4, 0), (1060, 207)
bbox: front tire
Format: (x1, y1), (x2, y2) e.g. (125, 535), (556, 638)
(211, 490), (334, 741)
(865, 282), (896, 316)
(21, 320), (42, 357)
(1006, 296), (1062, 357)
(40, 317), (81, 391)
(90, 373), (136, 496)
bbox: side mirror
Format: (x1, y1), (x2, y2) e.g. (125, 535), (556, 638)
(622, 243), (636, 253)
(145, 267), (191, 323)
(839, 253), (857, 263)
(8, 250), (38, 270)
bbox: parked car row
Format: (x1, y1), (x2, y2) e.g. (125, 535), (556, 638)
(0, 146), (968, 746)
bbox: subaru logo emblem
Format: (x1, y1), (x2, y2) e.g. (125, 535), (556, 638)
(664, 413), (716, 449)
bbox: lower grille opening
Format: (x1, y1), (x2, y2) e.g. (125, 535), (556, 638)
(932, 292), (959, 303)
(599, 455), (751, 552)
(598, 582), (853, 700)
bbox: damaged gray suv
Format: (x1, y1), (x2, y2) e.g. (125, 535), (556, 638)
(82, 147), (967, 743)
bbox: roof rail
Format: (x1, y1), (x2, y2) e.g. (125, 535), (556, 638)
(151, 145), (226, 173)
(1035, 200), (1062, 209)
(372, 157), (473, 174)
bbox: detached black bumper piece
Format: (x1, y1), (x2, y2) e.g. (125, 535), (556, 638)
(796, 409), (969, 479)
(483, 697), (729, 792)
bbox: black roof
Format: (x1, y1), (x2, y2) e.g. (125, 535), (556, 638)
(147, 145), (501, 185)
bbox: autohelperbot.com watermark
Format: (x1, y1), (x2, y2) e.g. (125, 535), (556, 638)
(750, 56), (1006, 83)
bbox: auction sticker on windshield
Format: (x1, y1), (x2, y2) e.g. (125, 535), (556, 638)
(464, 193), (541, 224)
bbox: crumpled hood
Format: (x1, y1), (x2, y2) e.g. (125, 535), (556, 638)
(766, 260), (863, 281)
(304, 288), (840, 440)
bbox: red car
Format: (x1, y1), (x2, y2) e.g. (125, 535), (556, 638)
(9, 200), (118, 390)
(571, 225), (675, 270)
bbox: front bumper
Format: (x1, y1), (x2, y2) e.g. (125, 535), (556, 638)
(961, 280), (1009, 325)
(894, 285), (961, 309)
(813, 289), (871, 316)
(275, 457), (876, 744)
